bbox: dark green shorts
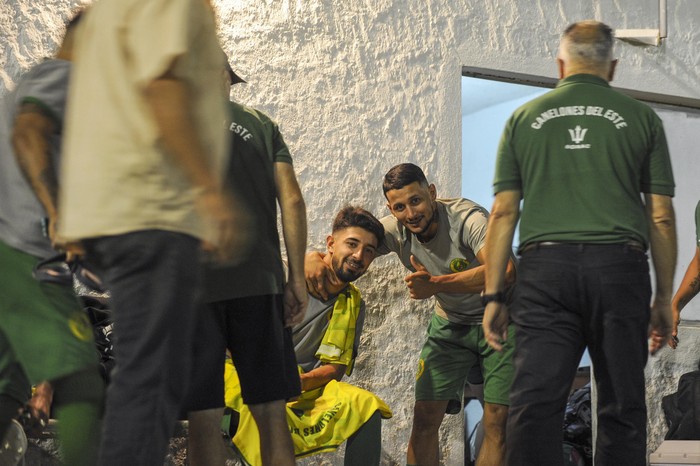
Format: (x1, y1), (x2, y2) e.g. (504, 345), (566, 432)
(0, 241), (97, 387)
(414, 313), (515, 406)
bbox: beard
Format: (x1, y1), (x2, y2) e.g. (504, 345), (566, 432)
(409, 207), (438, 239)
(334, 257), (365, 283)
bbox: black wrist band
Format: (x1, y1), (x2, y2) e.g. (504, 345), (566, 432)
(481, 291), (505, 306)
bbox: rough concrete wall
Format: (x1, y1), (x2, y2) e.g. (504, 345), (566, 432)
(215, 2), (464, 464)
(0, 1), (86, 93)
(453, 0), (700, 100)
(3, 0), (699, 464)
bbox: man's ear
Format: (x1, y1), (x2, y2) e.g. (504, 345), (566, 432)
(608, 59), (618, 82)
(326, 234), (335, 254)
(428, 184), (437, 201)
(557, 57), (565, 80)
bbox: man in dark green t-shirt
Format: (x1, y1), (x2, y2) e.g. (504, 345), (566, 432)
(669, 201), (700, 348)
(186, 66), (308, 466)
(482, 20), (677, 466)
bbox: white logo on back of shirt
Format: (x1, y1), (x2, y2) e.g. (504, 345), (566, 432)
(568, 126), (588, 143)
(565, 125), (591, 150)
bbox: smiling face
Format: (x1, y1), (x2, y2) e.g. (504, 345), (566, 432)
(327, 226), (379, 283)
(385, 181), (439, 241)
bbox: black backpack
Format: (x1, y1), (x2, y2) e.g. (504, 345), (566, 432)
(563, 382), (592, 465)
(663, 369), (700, 440)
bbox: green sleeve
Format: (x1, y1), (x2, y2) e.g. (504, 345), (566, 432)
(640, 116), (675, 196)
(493, 116), (522, 194)
(271, 122), (293, 165)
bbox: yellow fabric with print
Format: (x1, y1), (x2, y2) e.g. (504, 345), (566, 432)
(224, 361), (392, 466)
(315, 283), (361, 375)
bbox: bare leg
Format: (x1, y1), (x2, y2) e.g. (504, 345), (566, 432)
(407, 400), (448, 466)
(188, 408), (233, 466)
(248, 399), (294, 466)
(476, 402), (507, 466)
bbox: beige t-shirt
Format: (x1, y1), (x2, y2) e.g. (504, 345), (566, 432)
(59, 0), (227, 244)
(379, 198), (490, 325)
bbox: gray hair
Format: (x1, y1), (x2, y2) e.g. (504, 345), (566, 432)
(560, 21), (614, 66)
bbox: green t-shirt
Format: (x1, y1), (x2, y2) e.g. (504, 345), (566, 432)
(204, 101), (293, 302)
(494, 74), (675, 250)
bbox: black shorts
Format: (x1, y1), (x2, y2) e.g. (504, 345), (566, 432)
(185, 294), (300, 410)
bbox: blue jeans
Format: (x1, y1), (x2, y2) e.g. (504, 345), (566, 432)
(84, 230), (202, 466)
(506, 243), (651, 466)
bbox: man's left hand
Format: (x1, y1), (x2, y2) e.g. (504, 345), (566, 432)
(483, 302), (509, 352)
(649, 298), (673, 355)
(284, 278), (309, 327)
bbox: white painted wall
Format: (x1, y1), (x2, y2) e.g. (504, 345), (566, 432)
(3, 0), (699, 464)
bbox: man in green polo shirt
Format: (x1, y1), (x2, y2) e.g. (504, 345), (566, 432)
(669, 201), (700, 348)
(482, 20), (676, 466)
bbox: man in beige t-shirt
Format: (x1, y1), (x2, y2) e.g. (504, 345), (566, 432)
(58, 1), (243, 464)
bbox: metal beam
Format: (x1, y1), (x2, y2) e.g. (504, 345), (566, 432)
(462, 67), (700, 111)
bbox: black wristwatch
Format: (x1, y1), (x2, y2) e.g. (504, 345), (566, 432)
(481, 291), (505, 306)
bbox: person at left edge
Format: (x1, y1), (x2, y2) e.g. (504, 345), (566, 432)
(0, 9), (104, 466)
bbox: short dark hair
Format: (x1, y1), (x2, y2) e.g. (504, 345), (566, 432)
(332, 206), (385, 246)
(224, 60), (246, 85)
(382, 163), (429, 196)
